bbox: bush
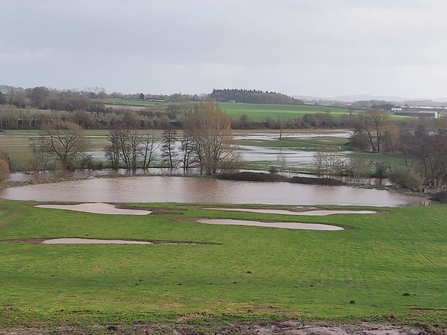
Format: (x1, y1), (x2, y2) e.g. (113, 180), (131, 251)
(268, 166), (279, 174)
(0, 159), (11, 182)
(388, 167), (422, 190)
(430, 191), (447, 203)
(373, 161), (388, 179)
(216, 172), (345, 186)
(216, 172), (287, 182)
(288, 176), (345, 186)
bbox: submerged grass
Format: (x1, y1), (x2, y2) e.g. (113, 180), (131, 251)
(238, 137), (349, 151)
(0, 199), (447, 328)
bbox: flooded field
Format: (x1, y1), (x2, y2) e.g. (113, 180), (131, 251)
(0, 176), (427, 206)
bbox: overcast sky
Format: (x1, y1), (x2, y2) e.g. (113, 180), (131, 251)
(1, 0), (447, 99)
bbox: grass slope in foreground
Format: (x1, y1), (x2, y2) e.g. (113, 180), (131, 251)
(0, 200), (447, 328)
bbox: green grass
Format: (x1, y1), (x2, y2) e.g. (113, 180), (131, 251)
(0, 130), (112, 170)
(223, 103), (405, 121)
(219, 102), (356, 121)
(94, 98), (359, 121)
(347, 152), (407, 168)
(238, 137), (348, 151)
(1, 199), (447, 328)
(94, 98), (409, 123)
(97, 98), (166, 107)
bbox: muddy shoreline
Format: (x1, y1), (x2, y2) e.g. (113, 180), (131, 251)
(0, 321), (435, 335)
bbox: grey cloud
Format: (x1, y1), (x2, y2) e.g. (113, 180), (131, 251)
(1, 0), (447, 98)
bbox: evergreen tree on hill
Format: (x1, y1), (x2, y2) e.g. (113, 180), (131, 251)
(209, 89), (303, 105)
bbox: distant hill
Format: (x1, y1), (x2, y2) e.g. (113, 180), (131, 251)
(210, 89), (304, 105)
(294, 94), (447, 104)
(0, 85), (25, 93)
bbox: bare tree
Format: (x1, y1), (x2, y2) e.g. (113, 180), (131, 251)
(0, 150), (10, 181)
(0, 159), (9, 182)
(141, 132), (158, 170)
(161, 126), (178, 170)
(105, 128), (141, 170)
(38, 120), (91, 170)
(180, 134), (197, 173)
(356, 110), (390, 152)
(183, 101), (241, 175)
(348, 152), (370, 182)
(313, 146), (345, 178)
(277, 114), (286, 140)
(29, 136), (51, 171)
(105, 128), (159, 171)
(104, 129), (122, 170)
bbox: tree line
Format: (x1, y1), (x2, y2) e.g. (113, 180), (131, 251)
(25, 101), (241, 176)
(210, 89), (304, 105)
(0, 104), (360, 131)
(347, 110), (447, 189)
(0, 86), (305, 112)
(0, 86), (360, 131)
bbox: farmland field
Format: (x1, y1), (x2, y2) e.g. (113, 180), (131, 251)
(97, 98), (163, 107)
(0, 129), (409, 174)
(218, 102), (354, 120)
(95, 98), (407, 122)
(95, 98), (358, 121)
(0, 199), (446, 331)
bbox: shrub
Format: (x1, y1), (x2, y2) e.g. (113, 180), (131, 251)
(388, 167), (422, 190)
(0, 159), (11, 182)
(216, 172), (287, 182)
(430, 191), (447, 203)
(268, 166), (279, 174)
(373, 161), (388, 179)
(289, 176), (345, 186)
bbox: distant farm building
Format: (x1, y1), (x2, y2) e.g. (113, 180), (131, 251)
(394, 109), (440, 118)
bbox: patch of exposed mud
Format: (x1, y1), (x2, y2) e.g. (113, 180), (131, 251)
(0, 321), (431, 335)
(197, 219), (344, 231)
(35, 203), (151, 215)
(246, 321), (427, 335)
(42, 238), (153, 245)
(3, 238), (220, 245)
(205, 207), (376, 216)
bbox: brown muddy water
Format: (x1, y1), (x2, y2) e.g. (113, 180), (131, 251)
(0, 176), (427, 206)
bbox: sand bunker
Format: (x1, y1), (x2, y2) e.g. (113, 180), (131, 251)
(35, 203), (151, 215)
(43, 238), (152, 245)
(206, 208), (376, 216)
(197, 219), (344, 231)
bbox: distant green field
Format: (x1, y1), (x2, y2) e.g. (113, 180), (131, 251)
(95, 99), (357, 121)
(97, 98), (165, 107)
(95, 99), (407, 122)
(219, 102), (354, 120)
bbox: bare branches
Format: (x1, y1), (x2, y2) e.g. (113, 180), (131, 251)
(183, 101), (241, 175)
(33, 120), (91, 170)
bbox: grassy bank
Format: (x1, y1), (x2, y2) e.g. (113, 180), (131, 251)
(1, 199), (447, 329)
